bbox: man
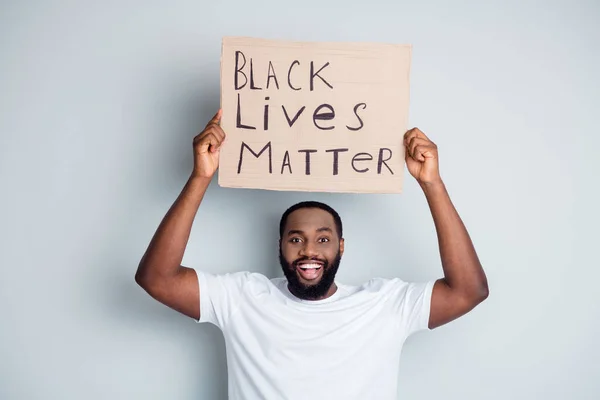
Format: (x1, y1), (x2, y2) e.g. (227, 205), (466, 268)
(135, 109), (489, 399)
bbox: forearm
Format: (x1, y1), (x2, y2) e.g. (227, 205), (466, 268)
(136, 174), (211, 284)
(421, 180), (488, 300)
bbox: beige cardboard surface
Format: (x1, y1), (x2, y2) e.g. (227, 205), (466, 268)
(218, 36), (411, 193)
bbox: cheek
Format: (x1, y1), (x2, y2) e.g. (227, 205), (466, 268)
(324, 245), (340, 260)
(281, 244), (297, 261)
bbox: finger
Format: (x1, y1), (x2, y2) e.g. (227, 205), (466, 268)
(404, 128), (416, 141)
(403, 129), (421, 149)
(197, 132), (222, 153)
(405, 143), (425, 162)
(413, 145), (437, 162)
(194, 125), (224, 146)
(404, 128), (416, 143)
(207, 123), (226, 142)
(412, 127), (430, 141)
(196, 123), (226, 144)
(206, 109), (222, 128)
(404, 140), (419, 161)
(404, 127), (421, 142)
(408, 137), (431, 157)
(406, 144), (425, 162)
(405, 131), (431, 147)
(205, 132), (224, 152)
(404, 127), (431, 143)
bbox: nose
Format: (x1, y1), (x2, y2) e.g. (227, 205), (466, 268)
(299, 242), (318, 258)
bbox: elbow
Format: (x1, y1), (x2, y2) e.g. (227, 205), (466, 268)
(134, 269), (144, 286)
(468, 265), (489, 305)
(472, 279), (489, 305)
(135, 264), (153, 290)
(457, 279), (489, 309)
(135, 270), (146, 290)
(448, 273), (489, 306)
(479, 283), (490, 303)
(135, 263), (174, 296)
(135, 269), (161, 297)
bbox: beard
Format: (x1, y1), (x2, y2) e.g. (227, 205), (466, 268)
(279, 248), (342, 300)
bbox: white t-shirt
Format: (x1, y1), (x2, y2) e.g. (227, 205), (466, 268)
(194, 270), (435, 400)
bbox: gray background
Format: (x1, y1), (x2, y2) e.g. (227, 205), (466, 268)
(1, 0), (598, 399)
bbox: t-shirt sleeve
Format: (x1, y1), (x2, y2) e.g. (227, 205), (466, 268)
(193, 269), (251, 329)
(386, 278), (436, 338)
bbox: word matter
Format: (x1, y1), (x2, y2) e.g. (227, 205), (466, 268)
(237, 141), (395, 176)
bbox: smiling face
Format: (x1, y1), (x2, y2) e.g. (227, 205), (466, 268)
(279, 207), (344, 300)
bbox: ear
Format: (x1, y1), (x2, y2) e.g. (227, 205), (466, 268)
(339, 238), (345, 256)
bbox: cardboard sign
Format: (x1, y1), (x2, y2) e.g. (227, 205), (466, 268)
(218, 36), (411, 193)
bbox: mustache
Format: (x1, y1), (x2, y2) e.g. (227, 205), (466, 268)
(292, 256), (327, 267)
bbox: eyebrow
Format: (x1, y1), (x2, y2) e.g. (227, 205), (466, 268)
(287, 227), (333, 236)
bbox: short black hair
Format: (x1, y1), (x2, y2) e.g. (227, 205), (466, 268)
(279, 201), (343, 239)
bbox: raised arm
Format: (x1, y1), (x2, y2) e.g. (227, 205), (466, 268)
(135, 110), (225, 320)
(404, 128), (489, 330)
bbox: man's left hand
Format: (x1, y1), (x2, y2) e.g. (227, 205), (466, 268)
(404, 127), (442, 186)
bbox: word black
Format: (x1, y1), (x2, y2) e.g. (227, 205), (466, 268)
(234, 51), (333, 91)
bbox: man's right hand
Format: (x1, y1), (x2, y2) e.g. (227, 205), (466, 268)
(192, 109), (226, 178)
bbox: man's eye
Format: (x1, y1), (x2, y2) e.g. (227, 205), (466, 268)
(318, 237), (330, 243)
(290, 237), (302, 243)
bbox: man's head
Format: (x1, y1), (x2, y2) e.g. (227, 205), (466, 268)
(278, 201), (344, 300)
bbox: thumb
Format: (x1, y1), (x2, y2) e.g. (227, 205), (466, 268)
(207, 109), (222, 127)
(404, 146), (414, 163)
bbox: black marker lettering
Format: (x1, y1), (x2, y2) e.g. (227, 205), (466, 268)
(298, 149), (317, 175)
(313, 104), (335, 130)
(377, 148), (394, 174)
(288, 60), (301, 91)
(352, 152), (372, 173)
(266, 61), (279, 89)
(281, 150), (292, 174)
(325, 148), (349, 175)
(234, 51), (247, 90)
(249, 59), (262, 90)
(238, 141), (272, 174)
(347, 103), (367, 131)
(236, 93), (256, 130)
(282, 105), (306, 127)
(310, 61), (333, 91)
(263, 97), (270, 131)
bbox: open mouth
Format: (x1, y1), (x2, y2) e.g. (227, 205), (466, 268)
(295, 262), (324, 281)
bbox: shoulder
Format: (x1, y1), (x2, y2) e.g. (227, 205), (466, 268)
(357, 277), (406, 293)
(194, 269), (272, 292)
(220, 271), (284, 295)
(352, 277), (433, 301)
(269, 276), (288, 289)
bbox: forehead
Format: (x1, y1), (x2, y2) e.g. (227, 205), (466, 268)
(284, 208), (336, 234)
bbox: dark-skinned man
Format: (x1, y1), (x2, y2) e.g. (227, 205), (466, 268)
(135, 109), (489, 400)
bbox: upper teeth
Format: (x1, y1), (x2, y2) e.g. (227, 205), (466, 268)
(300, 264), (321, 269)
